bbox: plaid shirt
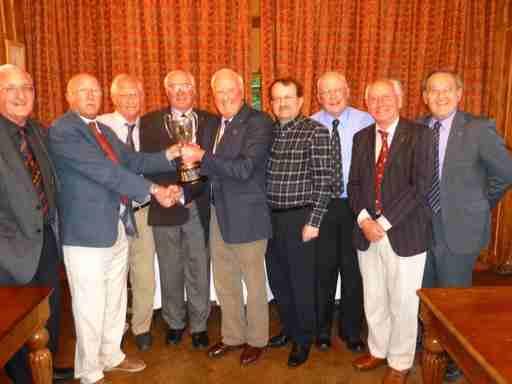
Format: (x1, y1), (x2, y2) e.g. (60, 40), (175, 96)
(267, 115), (332, 228)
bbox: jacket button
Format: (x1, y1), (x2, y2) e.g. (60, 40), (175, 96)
(36, 204), (41, 210)
(36, 228), (42, 233)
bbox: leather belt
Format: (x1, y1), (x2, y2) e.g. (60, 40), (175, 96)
(133, 201), (150, 212)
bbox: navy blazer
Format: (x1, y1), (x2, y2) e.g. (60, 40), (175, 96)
(201, 104), (273, 244)
(348, 118), (433, 257)
(48, 110), (175, 247)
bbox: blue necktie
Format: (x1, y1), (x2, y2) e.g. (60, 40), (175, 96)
(428, 121), (442, 214)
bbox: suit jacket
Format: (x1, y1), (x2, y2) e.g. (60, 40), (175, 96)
(419, 111), (512, 255)
(0, 115), (60, 284)
(139, 107), (218, 238)
(201, 104), (273, 244)
(48, 110), (175, 247)
(348, 118), (433, 257)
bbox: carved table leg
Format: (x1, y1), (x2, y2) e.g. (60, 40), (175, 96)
(26, 327), (53, 384)
(420, 303), (447, 384)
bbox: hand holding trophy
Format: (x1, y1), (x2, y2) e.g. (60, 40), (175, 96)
(164, 114), (202, 184)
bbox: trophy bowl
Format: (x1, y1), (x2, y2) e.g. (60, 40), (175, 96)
(164, 114), (202, 184)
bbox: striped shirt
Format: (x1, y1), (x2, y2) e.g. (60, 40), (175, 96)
(266, 115), (332, 228)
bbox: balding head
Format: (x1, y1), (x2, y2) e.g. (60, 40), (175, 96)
(164, 70), (196, 112)
(365, 79), (403, 129)
(110, 74), (144, 123)
(0, 64), (35, 126)
(211, 68), (244, 118)
(66, 73), (103, 119)
(317, 71), (350, 117)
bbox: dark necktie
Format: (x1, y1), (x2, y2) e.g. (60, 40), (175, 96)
(126, 123), (136, 151)
(428, 121), (442, 214)
(374, 130), (389, 214)
(331, 119), (344, 197)
(87, 121), (137, 236)
(18, 126), (49, 218)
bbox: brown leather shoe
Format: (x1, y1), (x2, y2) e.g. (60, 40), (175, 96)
(104, 357), (146, 373)
(207, 341), (245, 359)
(240, 345), (264, 365)
(382, 367), (409, 384)
(352, 353), (386, 371)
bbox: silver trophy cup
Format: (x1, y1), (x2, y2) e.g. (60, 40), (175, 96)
(164, 114), (201, 184)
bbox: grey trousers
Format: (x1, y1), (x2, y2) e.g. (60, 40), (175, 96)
(153, 203), (210, 332)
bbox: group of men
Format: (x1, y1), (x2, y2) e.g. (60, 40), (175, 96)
(1, 61), (511, 384)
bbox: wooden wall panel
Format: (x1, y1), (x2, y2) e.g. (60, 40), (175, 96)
(486, 0), (512, 272)
(0, 0), (25, 66)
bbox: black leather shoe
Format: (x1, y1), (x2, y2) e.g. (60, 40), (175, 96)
(288, 342), (310, 367)
(316, 335), (331, 351)
(135, 332), (152, 351)
(166, 328), (185, 345)
(445, 362), (463, 382)
(346, 339), (365, 352)
(268, 332), (289, 348)
(191, 331), (209, 349)
(53, 366), (74, 381)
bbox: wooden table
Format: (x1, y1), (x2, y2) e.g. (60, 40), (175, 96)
(0, 287), (53, 384)
(419, 287), (512, 384)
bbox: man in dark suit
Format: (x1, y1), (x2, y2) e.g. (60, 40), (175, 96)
(0, 64), (73, 382)
(349, 79), (433, 384)
(181, 68), (273, 366)
(49, 73), (179, 384)
(139, 70), (217, 349)
(420, 70), (512, 381)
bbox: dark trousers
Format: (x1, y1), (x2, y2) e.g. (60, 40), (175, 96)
(4, 224), (61, 383)
(315, 198), (363, 342)
(423, 212), (477, 288)
(266, 207), (315, 347)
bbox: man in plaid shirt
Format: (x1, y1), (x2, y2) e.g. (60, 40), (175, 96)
(266, 78), (332, 367)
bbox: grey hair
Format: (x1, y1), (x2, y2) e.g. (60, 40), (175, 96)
(210, 68), (244, 90)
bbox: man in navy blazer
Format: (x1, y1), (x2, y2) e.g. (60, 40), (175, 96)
(349, 79), (433, 384)
(48, 73), (179, 384)
(181, 68), (273, 366)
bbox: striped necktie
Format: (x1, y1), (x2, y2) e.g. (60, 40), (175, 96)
(428, 121), (442, 214)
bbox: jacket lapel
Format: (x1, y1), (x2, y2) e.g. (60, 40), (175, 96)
(386, 119), (409, 167)
(216, 104), (250, 155)
(441, 110), (467, 183)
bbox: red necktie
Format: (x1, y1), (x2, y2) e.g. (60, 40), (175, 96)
(87, 121), (129, 205)
(374, 130), (389, 214)
(18, 126), (49, 217)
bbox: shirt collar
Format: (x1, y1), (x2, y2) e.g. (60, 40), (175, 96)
(376, 117), (399, 138)
(431, 109), (457, 130)
(321, 107), (351, 128)
(113, 110), (139, 127)
(171, 107), (193, 117)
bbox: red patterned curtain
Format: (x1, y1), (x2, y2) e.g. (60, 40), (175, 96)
(24, 0), (251, 126)
(260, 0), (497, 118)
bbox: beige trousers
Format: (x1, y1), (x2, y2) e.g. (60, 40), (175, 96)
(210, 208), (269, 347)
(129, 206), (156, 334)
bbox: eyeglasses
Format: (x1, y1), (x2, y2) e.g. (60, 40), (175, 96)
(0, 85), (35, 96)
(117, 93), (139, 100)
(168, 83), (193, 92)
(319, 88), (344, 97)
(271, 96), (298, 104)
(75, 88), (102, 96)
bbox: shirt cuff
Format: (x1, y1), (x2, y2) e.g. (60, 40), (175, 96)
(357, 209), (371, 227)
(377, 215), (392, 231)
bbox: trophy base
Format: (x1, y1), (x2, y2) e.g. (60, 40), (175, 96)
(179, 162), (202, 185)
